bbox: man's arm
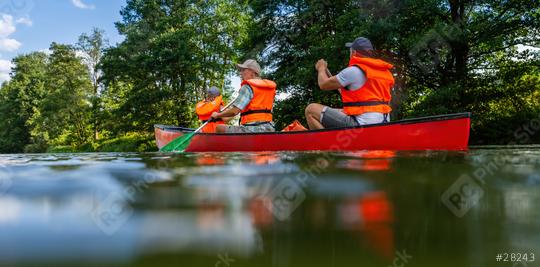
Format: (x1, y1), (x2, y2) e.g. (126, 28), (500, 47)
(317, 69), (342, 91)
(218, 103), (237, 122)
(211, 85), (253, 120)
(221, 116), (235, 123)
(213, 106), (241, 119)
(315, 59), (342, 91)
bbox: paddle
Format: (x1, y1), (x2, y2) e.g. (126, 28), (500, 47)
(160, 99), (236, 152)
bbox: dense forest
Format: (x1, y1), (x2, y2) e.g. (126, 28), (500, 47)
(0, 0), (539, 153)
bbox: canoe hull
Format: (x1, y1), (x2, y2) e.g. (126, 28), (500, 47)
(155, 113), (470, 152)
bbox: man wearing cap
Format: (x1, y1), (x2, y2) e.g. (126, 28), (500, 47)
(210, 59), (277, 133)
(195, 86), (230, 133)
(305, 37), (394, 130)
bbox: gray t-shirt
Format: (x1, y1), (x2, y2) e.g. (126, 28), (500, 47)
(336, 66), (366, 90)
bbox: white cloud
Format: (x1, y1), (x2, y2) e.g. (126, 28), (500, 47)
(0, 59), (12, 72)
(16, 17), (32, 26)
(0, 38), (21, 52)
(0, 14), (29, 52)
(0, 59), (13, 83)
(0, 14), (16, 37)
(71, 0), (96, 10)
(0, 13), (30, 82)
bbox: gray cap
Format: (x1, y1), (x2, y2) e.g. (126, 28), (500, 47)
(236, 59), (261, 74)
(207, 86), (220, 97)
(345, 37), (374, 52)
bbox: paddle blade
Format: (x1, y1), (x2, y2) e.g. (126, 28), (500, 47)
(160, 132), (195, 152)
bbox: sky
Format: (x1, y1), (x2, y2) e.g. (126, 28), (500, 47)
(0, 0), (126, 83)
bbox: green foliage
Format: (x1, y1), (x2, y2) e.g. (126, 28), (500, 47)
(0, 44), (96, 153)
(0, 0), (250, 153)
(0, 0), (539, 152)
(0, 52), (48, 153)
(45, 132), (155, 153)
(26, 43), (94, 150)
(100, 0), (250, 133)
(245, 0), (540, 143)
(77, 27), (109, 142)
(95, 132), (155, 152)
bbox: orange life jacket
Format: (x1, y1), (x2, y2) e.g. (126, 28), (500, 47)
(281, 120), (308, 132)
(195, 95), (225, 133)
(240, 79), (277, 125)
(340, 56), (394, 116)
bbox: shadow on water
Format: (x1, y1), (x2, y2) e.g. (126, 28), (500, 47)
(0, 149), (538, 267)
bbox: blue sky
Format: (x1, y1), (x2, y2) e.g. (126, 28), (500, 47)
(0, 0), (126, 82)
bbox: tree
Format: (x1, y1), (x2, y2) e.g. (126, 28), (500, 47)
(77, 28), (109, 141)
(27, 43), (94, 150)
(100, 0), (250, 133)
(0, 52), (48, 153)
(245, 0), (540, 143)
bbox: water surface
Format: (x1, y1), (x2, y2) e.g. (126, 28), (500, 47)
(0, 149), (538, 267)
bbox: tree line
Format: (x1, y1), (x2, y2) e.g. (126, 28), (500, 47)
(0, 0), (539, 153)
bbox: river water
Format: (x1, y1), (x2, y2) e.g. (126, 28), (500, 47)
(0, 148), (539, 267)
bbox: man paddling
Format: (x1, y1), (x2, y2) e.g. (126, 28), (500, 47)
(305, 37), (394, 129)
(210, 59), (277, 133)
(195, 86), (229, 133)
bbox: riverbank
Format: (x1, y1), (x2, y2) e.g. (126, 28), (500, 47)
(45, 133), (155, 153)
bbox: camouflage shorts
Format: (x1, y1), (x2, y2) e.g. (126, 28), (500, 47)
(224, 122), (276, 133)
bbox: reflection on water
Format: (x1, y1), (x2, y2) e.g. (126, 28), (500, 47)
(0, 149), (539, 267)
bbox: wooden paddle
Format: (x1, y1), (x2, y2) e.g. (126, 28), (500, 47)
(160, 99), (236, 152)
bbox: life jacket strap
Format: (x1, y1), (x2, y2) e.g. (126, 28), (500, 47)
(342, 101), (389, 107)
(240, 109), (272, 116)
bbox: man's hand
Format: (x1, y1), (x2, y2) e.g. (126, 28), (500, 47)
(211, 112), (220, 119)
(315, 59), (342, 91)
(315, 59), (328, 72)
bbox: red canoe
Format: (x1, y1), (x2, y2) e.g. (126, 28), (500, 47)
(154, 113), (470, 152)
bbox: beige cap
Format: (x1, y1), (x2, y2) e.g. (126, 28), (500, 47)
(236, 59), (261, 74)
